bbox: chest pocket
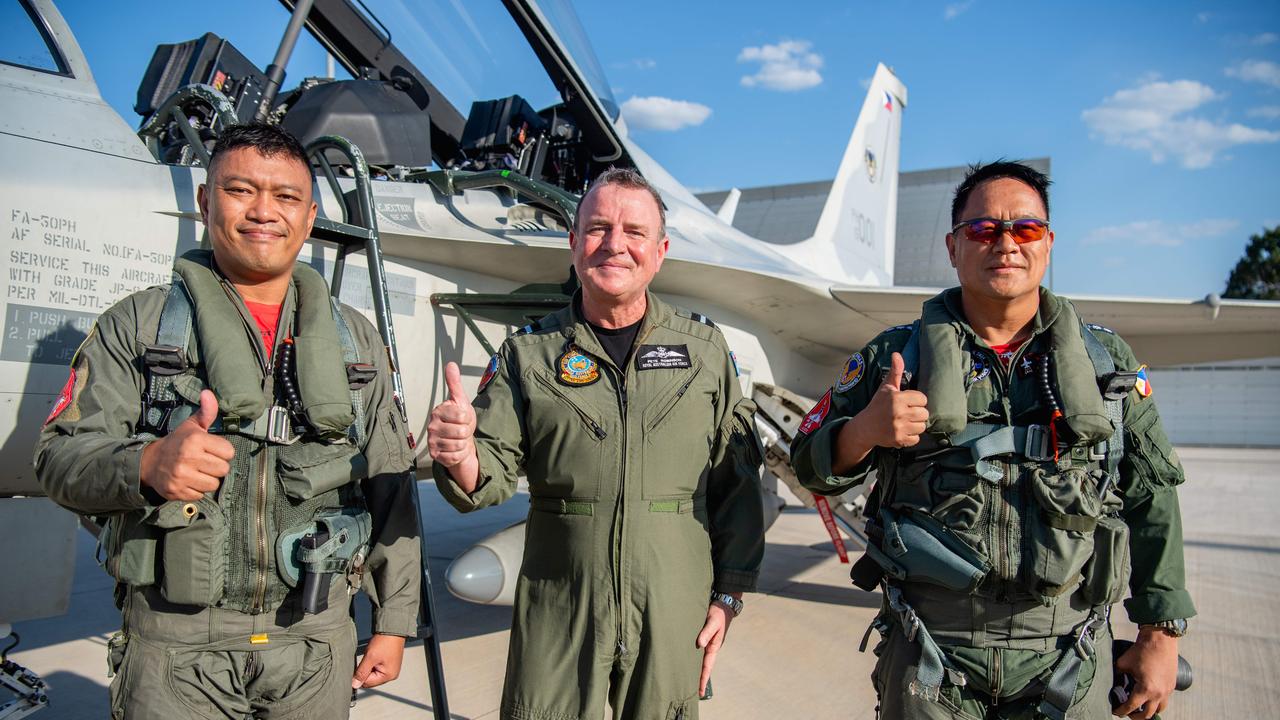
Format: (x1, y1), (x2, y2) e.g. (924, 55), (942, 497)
(524, 368), (607, 500)
(640, 360), (714, 499)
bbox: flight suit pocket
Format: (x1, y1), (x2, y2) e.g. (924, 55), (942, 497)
(641, 362), (713, 499)
(526, 370), (606, 500)
(1080, 514), (1131, 605)
(159, 497), (227, 607)
(1026, 467), (1101, 600)
(277, 441), (368, 500)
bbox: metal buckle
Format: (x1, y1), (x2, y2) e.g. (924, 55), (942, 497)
(1024, 424), (1052, 461)
(266, 405), (296, 444)
(1088, 443), (1107, 461)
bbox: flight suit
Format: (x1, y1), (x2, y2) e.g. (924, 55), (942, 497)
(792, 287), (1195, 719)
(36, 251), (420, 719)
(435, 291), (764, 720)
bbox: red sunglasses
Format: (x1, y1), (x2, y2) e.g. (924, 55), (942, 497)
(950, 217), (1050, 244)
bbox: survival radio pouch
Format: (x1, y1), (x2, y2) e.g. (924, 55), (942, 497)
(277, 509), (372, 614)
(862, 508), (991, 593)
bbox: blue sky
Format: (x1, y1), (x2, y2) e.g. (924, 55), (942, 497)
(59, 0), (1280, 299)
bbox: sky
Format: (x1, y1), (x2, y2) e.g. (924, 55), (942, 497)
(51, 0), (1280, 300)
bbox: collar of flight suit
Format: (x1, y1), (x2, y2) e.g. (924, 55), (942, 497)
(558, 289), (674, 373)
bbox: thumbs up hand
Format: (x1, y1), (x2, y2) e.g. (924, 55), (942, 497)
(427, 362), (480, 488)
(140, 389), (236, 501)
(863, 352), (930, 449)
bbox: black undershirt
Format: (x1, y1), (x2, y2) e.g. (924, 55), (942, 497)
(590, 319), (642, 370)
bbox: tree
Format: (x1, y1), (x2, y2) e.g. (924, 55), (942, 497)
(1224, 226), (1280, 300)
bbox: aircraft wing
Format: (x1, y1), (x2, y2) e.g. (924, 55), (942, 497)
(831, 285), (1280, 366)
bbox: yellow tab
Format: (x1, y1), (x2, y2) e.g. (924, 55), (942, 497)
(250, 633), (269, 645)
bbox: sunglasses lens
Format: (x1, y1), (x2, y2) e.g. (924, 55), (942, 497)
(963, 220), (1000, 243)
(1012, 219), (1047, 243)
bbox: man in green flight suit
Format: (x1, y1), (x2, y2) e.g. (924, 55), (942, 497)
(427, 167), (765, 720)
(35, 123), (421, 719)
(792, 161), (1194, 720)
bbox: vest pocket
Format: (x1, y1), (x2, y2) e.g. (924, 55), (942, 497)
(276, 441), (368, 500)
(1080, 514), (1131, 605)
(158, 497), (227, 606)
(1026, 467), (1102, 600)
(101, 511), (160, 587)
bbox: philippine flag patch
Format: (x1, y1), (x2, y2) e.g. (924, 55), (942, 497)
(477, 355), (500, 394)
(1134, 364), (1152, 398)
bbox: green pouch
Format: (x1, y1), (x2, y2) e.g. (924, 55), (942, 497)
(1026, 467), (1102, 600)
(873, 507), (991, 593)
(158, 496), (227, 607)
(1080, 514), (1131, 605)
(276, 509), (372, 587)
(100, 512), (159, 587)
(276, 441), (368, 500)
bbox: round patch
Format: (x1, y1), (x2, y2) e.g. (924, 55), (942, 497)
(835, 352), (865, 392)
(966, 353), (991, 386)
(558, 346), (600, 386)
(477, 354), (500, 394)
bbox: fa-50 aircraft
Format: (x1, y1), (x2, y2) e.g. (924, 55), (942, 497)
(3, 0), (1278, 714)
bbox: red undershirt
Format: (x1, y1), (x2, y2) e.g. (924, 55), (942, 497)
(244, 301), (283, 352)
(989, 338), (1027, 368)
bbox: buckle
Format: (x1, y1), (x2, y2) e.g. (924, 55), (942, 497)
(143, 344), (187, 376)
(1088, 443), (1107, 461)
(346, 362), (378, 390)
(1024, 424), (1052, 461)
(266, 405), (297, 444)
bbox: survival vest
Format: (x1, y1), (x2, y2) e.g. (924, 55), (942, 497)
(99, 250), (375, 614)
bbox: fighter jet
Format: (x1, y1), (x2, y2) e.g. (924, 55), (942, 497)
(2, 2), (1278, 710)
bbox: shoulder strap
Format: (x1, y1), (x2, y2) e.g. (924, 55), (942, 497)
(1080, 322), (1124, 482)
(142, 278), (195, 433)
(899, 320), (921, 388)
(330, 298), (368, 448)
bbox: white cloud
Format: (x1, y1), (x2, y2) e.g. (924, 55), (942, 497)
(1226, 59), (1280, 88)
(1082, 219), (1240, 247)
(738, 40), (823, 91)
(944, 1), (974, 20)
(1081, 79), (1280, 168)
(1250, 32), (1278, 45)
(1248, 105), (1280, 119)
(611, 58), (657, 71)
(1196, 11), (1212, 23)
(620, 96), (712, 132)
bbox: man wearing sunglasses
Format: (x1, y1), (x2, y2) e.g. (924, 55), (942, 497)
(792, 161), (1193, 719)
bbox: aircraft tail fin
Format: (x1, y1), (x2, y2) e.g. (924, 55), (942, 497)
(773, 64), (907, 287)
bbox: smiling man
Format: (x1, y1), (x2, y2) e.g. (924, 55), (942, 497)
(792, 161), (1194, 720)
(428, 167), (764, 720)
(36, 123), (420, 719)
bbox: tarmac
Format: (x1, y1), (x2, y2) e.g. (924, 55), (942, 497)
(7, 446), (1278, 719)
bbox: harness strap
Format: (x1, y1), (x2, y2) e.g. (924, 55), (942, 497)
(1080, 325), (1124, 483)
(899, 320), (921, 388)
(884, 584), (966, 701)
(1038, 610), (1107, 720)
(330, 298), (367, 448)
(144, 276), (195, 430)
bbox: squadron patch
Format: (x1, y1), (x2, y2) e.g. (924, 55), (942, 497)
(45, 369), (76, 425)
(558, 346), (600, 386)
(798, 390), (832, 436)
(1134, 364), (1152, 398)
(835, 353), (865, 392)
(477, 354), (500, 394)
(635, 344), (692, 371)
(1016, 352), (1044, 378)
(967, 354), (991, 386)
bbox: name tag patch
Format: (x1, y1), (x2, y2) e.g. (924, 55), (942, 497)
(635, 344), (691, 370)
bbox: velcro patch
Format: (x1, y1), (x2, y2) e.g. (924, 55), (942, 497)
(45, 369), (76, 425)
(635, 344), (691, 370)
(835, 352), (865, 392)
(478, 354), (500, 394)
(798, 390), (832, 436)
(1134, 364), (1152, 398)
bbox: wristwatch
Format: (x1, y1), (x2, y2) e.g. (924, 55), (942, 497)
(1140, 619), (1189, 637)
(709, 591), (743, 617)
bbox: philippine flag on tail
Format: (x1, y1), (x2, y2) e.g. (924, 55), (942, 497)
(883, 90), (893, 111)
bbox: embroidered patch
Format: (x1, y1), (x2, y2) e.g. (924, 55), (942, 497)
(1134, 364), (1152, 398)
(45, 369), (76, 425)
(730, 351), (740, 377)
(558, 346), (600, 386)
(477, 354), (500, 394)
(966, 354), (990, 386)
(1087, 323), (1115, 335)
(835, 352), (865, 392)
(1016, 352), (1043, 378)
(635, 344), (691, 370)
(798, 390), (832, 436)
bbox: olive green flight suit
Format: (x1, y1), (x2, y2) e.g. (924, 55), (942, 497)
(35, 253), (420, 719)
(792, 288), (1195, 720)
(435, 292), (764, 720)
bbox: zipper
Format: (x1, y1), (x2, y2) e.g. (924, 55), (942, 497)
(992, 649), (1003, 697)
(530, 372), (607, 440)
(614, 376), (628, 656)
(251, 447), (268, 612)
(642, 361), (703, 434)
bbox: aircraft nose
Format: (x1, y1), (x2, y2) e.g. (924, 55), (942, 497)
(445, 545), (506, 604)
